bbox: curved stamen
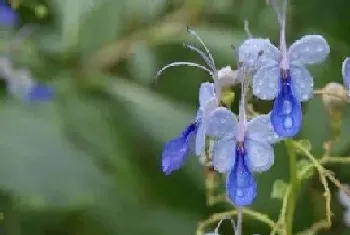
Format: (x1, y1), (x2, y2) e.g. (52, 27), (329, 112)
(155, 62), (213, 80)
(244, 20), (253, 39)
(183, 42), (215, 71)
(186, 26), (216, 71)
(272, 0), (289, 70)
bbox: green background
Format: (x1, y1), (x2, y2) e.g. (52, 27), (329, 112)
(1, 0), (350, 234)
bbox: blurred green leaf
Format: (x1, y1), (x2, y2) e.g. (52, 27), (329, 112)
(153, 26), (246, 64)
(128, 41), (157, 84)
(296, 139), (312, 153)
(122, 0), (167, 24)
(271, 179), (288, 200)
(0, 100), (113, 208)
(296, 159), (313, 180)
(108, 78), (193, 142)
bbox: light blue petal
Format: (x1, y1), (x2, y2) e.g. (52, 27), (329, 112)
(196, 108), (203, 121)
(238, 38), (279, 68)
(344, 210), (350, 227)
(290, 64), (314, 102)
(206, 107), (238, 139)
(212, 138), (235, 173)
(245, 139), (274, 172)
(199, 82), (215, 107)
(342, 57), (350, 90)
(288, 35), (330, 65)
(202, 97), (218, 116)
(252, 65), (280, 100)
(338, 184), (350, 208)
(246, 113), (283, 144)
(195, 123), (205, 156)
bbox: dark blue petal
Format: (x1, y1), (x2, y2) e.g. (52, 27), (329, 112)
(226, 145), (257, 207)
(271, 70), (302, 137)
(0, 3), (17, 27)
(26, 84), (54, 102)
(162, 123), (197, 175)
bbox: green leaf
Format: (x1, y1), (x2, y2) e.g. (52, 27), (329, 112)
(128, 41), (157, 84)
(122, 0), (167, 24)
(108, 78), (194, 142)
(271, 179), (288, 200)
(296, 159), (314, 180)
(0, 101), (114, 208)
(296, 139), (312, 153)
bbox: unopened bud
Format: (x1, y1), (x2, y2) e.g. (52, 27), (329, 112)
(321, 82), (348, 112)
(217, 66), (240, 88)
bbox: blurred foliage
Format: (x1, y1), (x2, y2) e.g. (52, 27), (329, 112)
(0, 0), (350, 234)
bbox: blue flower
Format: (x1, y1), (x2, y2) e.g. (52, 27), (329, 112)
(161, 81), (219, 175)
(206, 108), (283, 206)
(195, 82), (218, 156)
(6, 69), (54, 102)
(239, 35), (330, 137)
(342, 57), (350, 101)
(162, 122), (197, 175)
(25, 83), (54, 102)
(0, 0), (17, 27)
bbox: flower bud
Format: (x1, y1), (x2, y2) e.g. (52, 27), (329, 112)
(217, 66), (240, 88)
(321, 82), (348, 112)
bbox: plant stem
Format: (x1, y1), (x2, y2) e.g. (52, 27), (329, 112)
(285, 139), (298, 235)
(235, 208), (243, 235)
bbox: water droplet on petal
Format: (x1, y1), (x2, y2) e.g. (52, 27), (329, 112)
(284, 117), (293, 128)
(282, 100), (293, 114)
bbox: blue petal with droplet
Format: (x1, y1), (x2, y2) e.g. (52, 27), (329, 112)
(206, 107), (238, 139)
(195, 122), (205, 156)
(162, 123), (197, 175)
(212, 138), (236, 173)
(288, 35), (330, 65)
(226, 146), (257, 207)
(199, 82), (215, 107)
(26, 84), (54, 102)
(271, 71), (302, 137)
(246, 113), (283, 144)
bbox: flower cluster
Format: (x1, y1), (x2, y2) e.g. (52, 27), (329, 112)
(154, 0), (350, 234)
(157, 26), (285, 208)
(0, 1), (53, 102)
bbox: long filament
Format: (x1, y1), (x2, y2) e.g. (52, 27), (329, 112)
(186, 27), (216, 72)
(183, 43), (216, 71)
(155, 62), (213, 80)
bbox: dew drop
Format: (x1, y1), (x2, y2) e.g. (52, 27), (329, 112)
(268, 82), (276, 88)
(236, 189), (244, 197)
(317, 46), (324, 52)
(284, 117), (293, 129)
(282, 100), (293, 115)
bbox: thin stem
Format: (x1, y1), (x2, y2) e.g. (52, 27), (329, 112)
(314, 89), (348, 102)
(196, 207), (275, 235)
(285, 139), (298, 235)
(235, 208), (243, 235)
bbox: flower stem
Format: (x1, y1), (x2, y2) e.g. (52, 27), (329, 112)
(235, 208), (243, 235)
(285, 139), (298, 235)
